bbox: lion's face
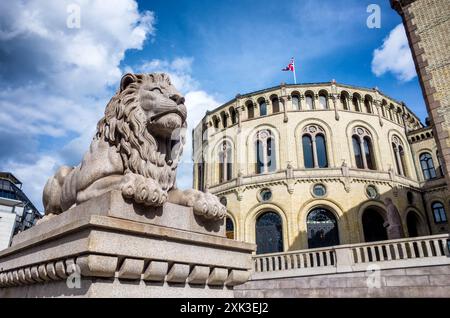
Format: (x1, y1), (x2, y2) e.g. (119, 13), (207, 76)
(97, 73), (187, 190)
(121, 73), (187, 166)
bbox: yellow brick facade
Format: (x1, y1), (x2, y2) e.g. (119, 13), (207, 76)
(193, 82), (449, 252)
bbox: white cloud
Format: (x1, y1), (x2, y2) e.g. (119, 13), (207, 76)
(371, 24), (417, 81)
(0, 0), (155, 211)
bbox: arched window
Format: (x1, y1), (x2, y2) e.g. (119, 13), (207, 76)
(316, 135), (328, 168)
(220, 111), (227, 128)
(362, 208), (388, 242)
(352, 95), (360, 112)
(218, 141), (232, 182)
(407, 212), (420, 237)
(318, 92), (328, 109)
(392, 137), (408, 177)
(352, 136), (364, 169)
(364, 96), (372, 113)
(305, 93), (313, 110)
(301, 125), (328, 168)
(340, 92), (349, 110)
(247, 101), (254, 119)
(363, 137), (376, 170)
(255, 212), (283, 254)
(381, 100), (387, 117)
(437, 150), (444, 177)
(259, 99), (267, 116)
(352, 127), (376, 170)
(212, 115), (219, 129)
(396, 109), (402, 124)
(226, 217), (235, 239)
(271, 96), (280, 113)
(302, 135), (314, 169)
(307, 208), (339, 248)
(420, 152), (437, 180)
(292, 94), (300, 110)
(230, 107), (237, 125)
(255, 130), (276, 174)
(388, 105), (394, 121)
(196, 160), (204, 191)
(431, 202), (447, 224)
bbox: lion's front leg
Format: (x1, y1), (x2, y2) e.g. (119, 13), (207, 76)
(172, 189), (226, 220)
(121, 173), (168, 206)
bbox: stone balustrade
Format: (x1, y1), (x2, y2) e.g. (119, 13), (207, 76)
(252, 234), (450, 280)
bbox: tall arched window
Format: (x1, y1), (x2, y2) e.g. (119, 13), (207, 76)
(302, 135), (314, 168)
(255, 130), (276, 174)
(259, 99), (267, 116)
(220, 111), (227, 128)
(301, 125), (328, 168)
(431, 202), (447, 224)
(318, 92), (328, 109)
(388, 105), (394, 121)
(392, 137), (408, 177)
(218, 141), (232, 182)
(307, 208), (339, 248)
(212, 115), (220, 129)
(305, 93), (314, 110)
(364, 96), (372, 113)
(352, 95), (361, 112)
(352, 127), (376, 170)
(437, 150), (444, 177)
(352, 136), (364, 169)
(362, 208), (388, 242)
(271, 96), (280, 113)
(226, 217), (235, 239)
(230, 107), (237, 125)
(420, 152), (437, 180)
(255, 211), (283, 254)
(247, 101), (254, 119)
(292, 94), (300, 110)
(381, 100), (387, 117)
(196, 160), (204, 191)
(340, 92), (349, 110)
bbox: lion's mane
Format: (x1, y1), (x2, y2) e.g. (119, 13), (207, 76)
(95, 74), (185, 191)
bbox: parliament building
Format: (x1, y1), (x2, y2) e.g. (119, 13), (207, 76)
(192, 81), (449, 254)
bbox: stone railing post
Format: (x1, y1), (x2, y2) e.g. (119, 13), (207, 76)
(334, 246), (354, 273)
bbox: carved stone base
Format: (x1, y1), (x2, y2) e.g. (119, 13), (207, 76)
(0, 191), (255, 298)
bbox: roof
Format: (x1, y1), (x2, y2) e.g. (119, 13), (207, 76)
(0, 172), (22, 185)
(203, 81), (422, 124)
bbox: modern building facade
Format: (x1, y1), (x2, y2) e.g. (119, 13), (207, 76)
(192, 82), (449, 254)
(0, 172), (41, 250)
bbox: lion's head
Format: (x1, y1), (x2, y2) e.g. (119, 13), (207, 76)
(96, 73), (187, 191)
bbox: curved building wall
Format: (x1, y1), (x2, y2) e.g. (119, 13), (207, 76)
(193, 82), (449, 252)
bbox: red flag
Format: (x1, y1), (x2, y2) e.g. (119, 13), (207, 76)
(282, 58), (295, 72)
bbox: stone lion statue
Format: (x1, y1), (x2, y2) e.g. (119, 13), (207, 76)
(43, 73), (226, 220)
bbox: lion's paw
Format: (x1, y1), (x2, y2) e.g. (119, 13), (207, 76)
(183, 190), (226, 220)
(122, 173), (167, 206)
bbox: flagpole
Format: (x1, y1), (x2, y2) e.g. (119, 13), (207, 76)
(292, 58), (297, 84)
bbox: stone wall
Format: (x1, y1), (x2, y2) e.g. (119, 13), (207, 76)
(392, 0), (450, 185)
(235, 265), (450, 297)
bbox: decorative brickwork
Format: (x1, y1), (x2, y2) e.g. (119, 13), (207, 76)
(391, 0), (450, 185)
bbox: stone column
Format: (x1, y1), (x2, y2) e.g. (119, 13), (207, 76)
(312, 137), (319, 168)
(360, 138), (368, 169)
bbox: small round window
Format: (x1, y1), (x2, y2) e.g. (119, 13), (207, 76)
(312, 184), (326, 197)
(259, 188), (272, 202)
(220, 196), (227, 206)
(366, 185), (378, 199)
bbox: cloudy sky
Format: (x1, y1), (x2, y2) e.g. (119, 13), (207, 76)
(0, 0), (423, 212)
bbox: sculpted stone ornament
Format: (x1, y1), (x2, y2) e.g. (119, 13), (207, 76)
(43, 73), (226, 220)
(383, 197), (405, 239)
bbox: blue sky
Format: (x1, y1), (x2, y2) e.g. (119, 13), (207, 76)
(0, 0), (425, 211)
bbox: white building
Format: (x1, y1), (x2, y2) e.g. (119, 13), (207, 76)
(0, 172), (41, 250)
